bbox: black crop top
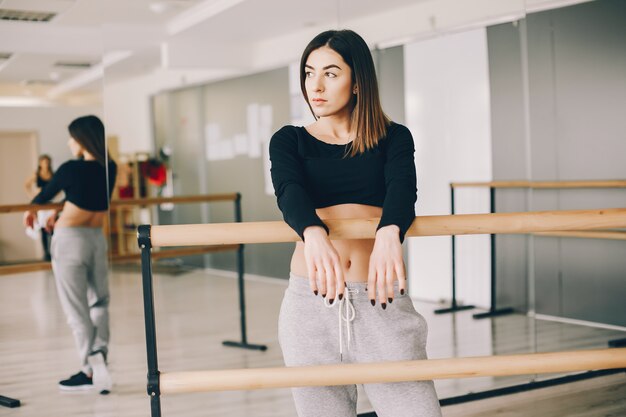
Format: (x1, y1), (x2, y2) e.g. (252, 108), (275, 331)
(36, 174), (50, 189)
(269, 122), (417, 242)
(31, 159), (117, 211)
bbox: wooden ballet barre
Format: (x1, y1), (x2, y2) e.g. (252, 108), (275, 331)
(0, 202), (62, 213)
(0, 261), (52, 275)
(0, 193), (239, 214)
(0, 245), (240, 276)
(532, 230), (626, 240)
(159, 347), (626, 394)
(110, 193), (239, 207)
(450, 180), (626, 189)
(149, 208), (626, 247)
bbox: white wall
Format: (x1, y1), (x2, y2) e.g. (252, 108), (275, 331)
(404, 28), (492, 308)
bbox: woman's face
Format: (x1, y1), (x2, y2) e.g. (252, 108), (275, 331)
(39, 157), (50, 170)
(68, 137), (83, 158)
(305, 46), (354, 118)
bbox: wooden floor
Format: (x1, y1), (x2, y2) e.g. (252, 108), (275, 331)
(1, 266), (624, 416)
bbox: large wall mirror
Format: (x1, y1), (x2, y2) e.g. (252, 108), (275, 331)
(2, 0), (624, 415)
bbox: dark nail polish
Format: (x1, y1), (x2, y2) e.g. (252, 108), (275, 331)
(329, 298), (334, 304)
(338, 294), (344, 301)
(400, 289), (405, 295)
(314, 290), (318, 296)
(365, 287), (368, 291)
(322, 293), (326, 298)
(388, 298), (393, 304)
(382, 303), (387, 310)
(370, 299), (375, 306)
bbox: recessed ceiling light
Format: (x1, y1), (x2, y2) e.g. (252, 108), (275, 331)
(149, 2), (171, 14)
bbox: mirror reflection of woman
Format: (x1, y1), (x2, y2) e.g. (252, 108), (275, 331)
(24, 154), (54, 198)
(270, 30), (442, 416)
(23, 115), (117, 393)
(24, 154), (55, 260)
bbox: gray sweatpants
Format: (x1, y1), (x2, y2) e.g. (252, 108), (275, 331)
(51, 227), (110, 374)
(279, 274), (442, 417)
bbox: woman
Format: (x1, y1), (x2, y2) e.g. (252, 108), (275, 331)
(23, 115), (117, 394)
(270, 30), (442, 417)
(24, 154), (55, 260)
(24, 154), (54, 198)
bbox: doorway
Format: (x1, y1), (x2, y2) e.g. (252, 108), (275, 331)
(0, 131), (40, 262)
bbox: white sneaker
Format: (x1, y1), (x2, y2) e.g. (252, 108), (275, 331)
(88, 351), (112, 394)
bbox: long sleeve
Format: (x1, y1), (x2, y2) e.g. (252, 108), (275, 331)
(377, 124), (417, 243)
(269, 126), (328, 240)
(31, 163), (68, 205)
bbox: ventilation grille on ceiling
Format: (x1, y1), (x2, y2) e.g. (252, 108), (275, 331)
(54, 61), (93, 69)
(0, 53), (13, 60)
(0, 9), (56, 22)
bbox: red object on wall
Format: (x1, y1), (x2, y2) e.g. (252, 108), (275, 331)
(140, 159), (167, 186)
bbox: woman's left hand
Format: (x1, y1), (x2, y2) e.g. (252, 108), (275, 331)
(44, 210), (58, 232)
(367, 225), (406, 309)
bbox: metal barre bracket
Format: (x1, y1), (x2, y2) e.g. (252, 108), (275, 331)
(138, 224), (152, 250)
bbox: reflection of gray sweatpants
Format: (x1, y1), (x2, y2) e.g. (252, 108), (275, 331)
(279, 274), (442, 417)
(51, 227), (110, 374)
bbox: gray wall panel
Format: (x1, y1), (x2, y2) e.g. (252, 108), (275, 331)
(201, 67), (292, 277)
(487, 22), (530, 312)
(560, 239), (626, 326)
(376, 46), (406, 124)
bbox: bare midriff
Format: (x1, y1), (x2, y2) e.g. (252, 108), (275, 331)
(54, 201), (107, 229)
(290, 203), (383, 283)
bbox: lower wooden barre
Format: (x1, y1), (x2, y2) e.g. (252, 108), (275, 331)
(150, 208), (626, 247)
(0, 245), (241, 275)
(0, 262), (51, 275)
(159, 347), (626, 394)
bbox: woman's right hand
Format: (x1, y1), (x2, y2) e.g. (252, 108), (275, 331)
(302, 226), (345, 303)
(23, 210), (36, 228)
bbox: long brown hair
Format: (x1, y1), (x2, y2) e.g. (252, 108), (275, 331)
(36, 154), (53, 177)
(68, 115), (112, 166)
(300, 29), (390, 156)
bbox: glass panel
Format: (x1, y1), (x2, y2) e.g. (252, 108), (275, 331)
(0, 51), (105, 269)
(524, 0), (626, 381)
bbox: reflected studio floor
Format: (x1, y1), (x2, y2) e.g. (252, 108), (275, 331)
(1, 266), (625, 417)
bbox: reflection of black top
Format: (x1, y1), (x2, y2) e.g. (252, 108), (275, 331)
(36, 173), (50, 189)
(269, 122), (417, 242)
(32, 160), (117, 211)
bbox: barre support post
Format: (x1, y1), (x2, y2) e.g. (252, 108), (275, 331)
(138, 225), (162, 417)
(222, 193), (267, 351)
(435, 184), (475, 314)
(473, 187), (514, 319)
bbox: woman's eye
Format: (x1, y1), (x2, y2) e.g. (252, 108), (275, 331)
(305, 71), (314, 78)
(325, 72), (337, 78)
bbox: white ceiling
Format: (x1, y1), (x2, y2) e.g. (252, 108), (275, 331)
(0, 0), (594, 105)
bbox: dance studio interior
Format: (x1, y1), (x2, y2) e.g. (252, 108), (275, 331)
(0, 0), (624, 416)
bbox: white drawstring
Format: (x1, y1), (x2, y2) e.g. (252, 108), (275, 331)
(324, 288), (357, 362)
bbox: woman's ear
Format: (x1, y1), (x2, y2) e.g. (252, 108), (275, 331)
(353, 85), (358, 94)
